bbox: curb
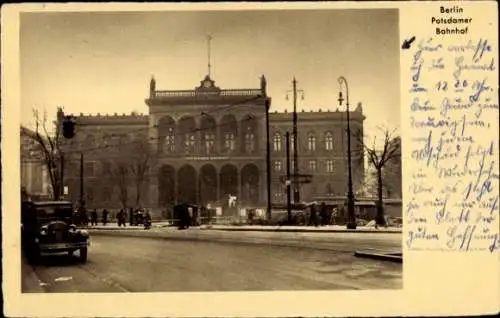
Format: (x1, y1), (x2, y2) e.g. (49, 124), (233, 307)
(21, 254), (46, 293)
(88, 230), (401, 255)
(354, 250), (403, 263)
(87, 226), (402, 234)
(200, 227), (402, 234)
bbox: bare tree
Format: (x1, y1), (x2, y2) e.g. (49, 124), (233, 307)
(129, 137), (151, 208)
(356, 167), (378, 197)
(356, 127), (401, 226)
(114, 162), (129, 209)
(25, 108), (63, 200)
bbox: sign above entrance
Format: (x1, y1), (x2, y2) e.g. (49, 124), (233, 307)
(185, 156), (230, 161)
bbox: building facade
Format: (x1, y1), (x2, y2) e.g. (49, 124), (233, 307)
(58, 75), (365, 217)
(20, 127), (51, 198)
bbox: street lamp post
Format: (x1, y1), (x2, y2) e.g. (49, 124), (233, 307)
(79, 152), (85, 209)
(337, 76), (356, 230)
(286, 77), (304, 203)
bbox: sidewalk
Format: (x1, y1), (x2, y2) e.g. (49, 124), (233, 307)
(87, 222), (172, 230)
(201, 224), (402, 234)
(87, 222), (401, 234)
(88, 226), (402, 255)
(21, 253), (45, 293)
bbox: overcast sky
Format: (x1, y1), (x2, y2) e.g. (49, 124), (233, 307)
(20, 9), (400, 137)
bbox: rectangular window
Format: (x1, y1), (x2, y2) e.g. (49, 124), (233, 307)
(309, 160), (316, 172)
(274, 160), (282, 172)
(101, 161), (111, 175)
(85, 162), (94, 177)
(102, 187), (112, 202)
(86, 188), (94, 203)
(326, 160), (334, 173)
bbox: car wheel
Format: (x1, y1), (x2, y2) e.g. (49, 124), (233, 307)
(79, 247), (88, 263)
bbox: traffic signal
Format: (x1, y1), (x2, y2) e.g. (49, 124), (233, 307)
(62, 116), (76, 139)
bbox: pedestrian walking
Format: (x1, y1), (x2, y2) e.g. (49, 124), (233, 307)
(309, 203), (319, 227)
(82, 208), (89, 227)
(102, 209), (109, 226)
(117, 209), (122, 226)
(320, 203), (327, 226)
(117, 209), (126, 227)
(144, 209), (152, 230)
(91, 209), (98, 226)
(129, 208), (134, 226)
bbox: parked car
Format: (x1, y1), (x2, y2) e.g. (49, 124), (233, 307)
(21, 200), (90, 264)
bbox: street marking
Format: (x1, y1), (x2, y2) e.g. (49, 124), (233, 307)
(54, 276), (73, 282)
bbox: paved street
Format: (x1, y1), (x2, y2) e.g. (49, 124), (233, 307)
(23, 231), (402, 292)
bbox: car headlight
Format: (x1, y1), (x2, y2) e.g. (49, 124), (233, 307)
(40, 227), (48, 235)
(69, 225), (77, 234)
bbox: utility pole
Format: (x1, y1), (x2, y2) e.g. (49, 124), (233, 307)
(286, 77), (304, 204)
(265, 99), (272, 221)
(285, 132), (292, 223)
(60, 154), (64, 197)
(338, 76), (356, 229)
(79, 152), (84, 209)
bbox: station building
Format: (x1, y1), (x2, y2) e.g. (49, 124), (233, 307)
(58, 74), (365, 217)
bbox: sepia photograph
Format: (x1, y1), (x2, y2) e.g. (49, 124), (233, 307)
(19, 8), (403, 293)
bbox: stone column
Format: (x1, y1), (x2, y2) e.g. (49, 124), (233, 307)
(174, 172), (178, 205)
(236, 170), (241, 207)
(196, 169), (200, 206)
(260, 168), (266, 205)
(149, 116), (159, 154)
(216, 170), (221, 205)
(216, 116), (221, 154)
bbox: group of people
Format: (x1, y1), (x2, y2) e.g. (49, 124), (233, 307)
(74, 208), (109, 226)
(307, 202), (336, 226)
(116, 208), (152, 227)
(74, 207), (151, 228)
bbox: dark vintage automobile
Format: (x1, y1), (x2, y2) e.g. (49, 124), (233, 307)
(21, 200), (89, 263)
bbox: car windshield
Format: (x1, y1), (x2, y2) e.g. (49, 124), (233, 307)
(36, 205), (73, 220)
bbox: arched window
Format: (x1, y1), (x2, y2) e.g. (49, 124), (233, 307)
(203, 132), (215, 154)
(163, 127), (175, 153)
(119, 134), (130, 146)
(308, 133), (316, 151)
(245, 127), (255, 153)
(102, 134), (112, 148)
(273, 133), (282, 152)
(325, 132), (334, 151)
(184, 133), (196, 153)
(224, 133), (235, 152)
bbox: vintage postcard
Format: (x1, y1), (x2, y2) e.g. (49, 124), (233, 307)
(1, 1), (498, 317)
